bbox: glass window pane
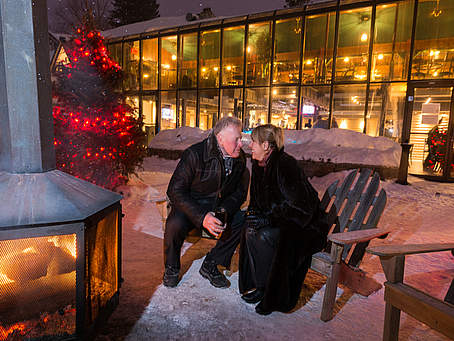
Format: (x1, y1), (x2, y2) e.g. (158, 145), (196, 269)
(125, 96), (140, 119)
(302, 12), (336, 84)
(123, 40), (140, 90)
(301, 86), (331, 129)
(367, 83), (406, 139)
(179, 33), (197, 88)
(108, 43), (122, 67)
(199, 90), (218, 130)
(179, 90), (197, 127)
(273, 18), (301, 84)
(160, 91), (177, 130)
(247, 22), (272, 86)
(270, 87), (298, 129)
(142, 94), (157, 144)
(220, 88), (243, 120)
(409, 87), (452, 175)
(412, 0), (454, 80)
(142, 38), (158, 90)
(244, 88), (269, 130)
(161, 36), (177, 89)
(222, 26), (245, 86)
(372, 1), (414, 82)
(333, 84), (367, 132)
(199, 30), (220, 88)
(335, 7), (372, 82)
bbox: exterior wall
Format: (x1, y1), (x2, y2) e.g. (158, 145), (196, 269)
(104, 0), (454, 154)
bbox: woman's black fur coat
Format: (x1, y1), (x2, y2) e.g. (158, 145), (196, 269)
(239, 148), (329, 313)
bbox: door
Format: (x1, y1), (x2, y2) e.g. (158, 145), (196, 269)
(408, 83), (454, 180)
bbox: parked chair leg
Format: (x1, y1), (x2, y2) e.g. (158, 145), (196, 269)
(383, 300), (401, 341)
(321, 244), (343, 321)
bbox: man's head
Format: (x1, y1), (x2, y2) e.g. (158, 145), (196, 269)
(214, 116), (243, 158)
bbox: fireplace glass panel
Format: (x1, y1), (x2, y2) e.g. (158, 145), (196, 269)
(86, 210), (119, 325)
(0, 234), (77, 339)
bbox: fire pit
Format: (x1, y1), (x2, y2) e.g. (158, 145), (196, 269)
(0, 171), (122, 340)
(0, 1), (123, 339)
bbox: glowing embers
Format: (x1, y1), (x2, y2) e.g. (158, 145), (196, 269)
(0, 305), (76, 340)
(0, 235), (77, 340)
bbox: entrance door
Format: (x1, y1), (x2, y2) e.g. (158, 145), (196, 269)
(408, 84), (454, 180)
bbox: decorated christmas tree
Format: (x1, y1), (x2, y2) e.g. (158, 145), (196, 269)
(53, 27), (147, 190)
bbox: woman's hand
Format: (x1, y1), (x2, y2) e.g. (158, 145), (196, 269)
(245, 210), (270, 230)
(203, 212), (225, 237)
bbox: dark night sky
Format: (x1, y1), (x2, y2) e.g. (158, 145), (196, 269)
(48, 0), (287, 29)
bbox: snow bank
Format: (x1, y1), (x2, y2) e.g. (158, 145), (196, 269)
(284, 128), (401, 168)
(150, 127), (401, 168)
(149, 126), (211, 151)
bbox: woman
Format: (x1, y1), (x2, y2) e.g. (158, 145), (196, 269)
(239, 124), (328, 315)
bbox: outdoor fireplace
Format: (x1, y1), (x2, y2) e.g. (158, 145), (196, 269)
(0, 0), (123, 339)
(0, 172), (122, 340)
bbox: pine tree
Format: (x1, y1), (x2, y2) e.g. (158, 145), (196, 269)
(53, 27), (147, 190)
(109, 0), (160, 27)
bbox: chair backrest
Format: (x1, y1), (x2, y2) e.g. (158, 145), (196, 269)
(320, 168), (387, 267)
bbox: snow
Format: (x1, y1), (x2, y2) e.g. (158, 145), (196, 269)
(102, 15), (228, 39)
(149, 127), (402, 168)
(95, 155), (454, 341)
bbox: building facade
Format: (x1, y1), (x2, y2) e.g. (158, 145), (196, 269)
(102, 0), (454, 181)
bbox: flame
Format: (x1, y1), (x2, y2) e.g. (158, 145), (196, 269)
(22, 247), (37, 254)
(0, 273), (14, 285)
(0, 323), (27, 340)
(47, 235), (77, 258)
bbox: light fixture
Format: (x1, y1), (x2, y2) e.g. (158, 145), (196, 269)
(378, 54), (384, 60)
(247, 46), (252, 53)
(361, 33), (368, 42)
(432, 0), (442, 17)
(433, 71), (439, 77)
(430, 50), (434, 56)
(272, 89), (277, 95)
(344, 57), (350, 62)
(306, 60), (313, 65)
(354, 74), (367, 80)
(213, 67), (219, 72)
(171, 54), (177, 61)
(201, 67), (206, 72)
(226, 65), (232, 71)
(143, 73), (149, 78)
(435, 50), (440, 57)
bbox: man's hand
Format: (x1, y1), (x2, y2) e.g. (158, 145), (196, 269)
(203, 212), (225, 237)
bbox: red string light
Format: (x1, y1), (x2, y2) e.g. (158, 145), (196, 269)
(52, 26), (146, 190)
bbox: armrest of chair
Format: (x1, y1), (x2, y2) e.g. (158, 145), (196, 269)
(367, 243), (454, 257)
(328, 228), (391, 246)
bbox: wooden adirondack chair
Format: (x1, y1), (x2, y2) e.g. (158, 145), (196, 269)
(367, 243), (454, 341)
(313, 168), (390, 321)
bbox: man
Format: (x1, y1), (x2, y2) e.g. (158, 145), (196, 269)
(163, 116), (249, 288)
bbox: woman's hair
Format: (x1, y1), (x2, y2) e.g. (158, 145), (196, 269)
(251, 124), (284, 150)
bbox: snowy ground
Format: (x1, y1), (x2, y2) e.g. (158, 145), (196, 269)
(149, 127), (402, 168)
(95, 156), (454, 341)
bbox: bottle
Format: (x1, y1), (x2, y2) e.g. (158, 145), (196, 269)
(215, 207), (231, 240)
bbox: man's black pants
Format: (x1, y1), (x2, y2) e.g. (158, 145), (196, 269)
(164, 208), (245, 270)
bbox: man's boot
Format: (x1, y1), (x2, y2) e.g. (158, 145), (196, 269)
(199, 256), (230, 288)
(163, 266), (179, 287)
